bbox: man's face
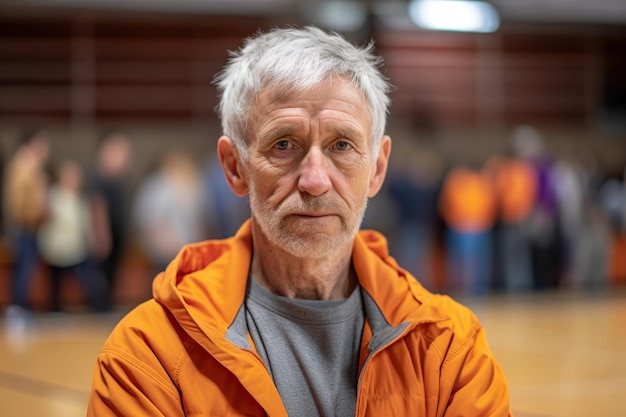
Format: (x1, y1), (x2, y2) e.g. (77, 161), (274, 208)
(238, 77), (390, 258)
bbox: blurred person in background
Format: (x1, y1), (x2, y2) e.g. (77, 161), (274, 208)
(200, 153), (250, 239)
(439, 162), (497, 296)
(37, 159), (110, 312)
(551, 152), (588, 288)
(598, 164), (626, 286)
(2, 127), (50, 313)
(387, 141), (442, 289)
(88, 26), (511, 416)
(132, 150), (205, 276)
(567, 151), (613, 290)
(570, 194), (611, 291)
(598, 171), (625, 234)
(486, 140), (538, 293)
(510, 125), (563, 290)
(86, 129), (133, 309)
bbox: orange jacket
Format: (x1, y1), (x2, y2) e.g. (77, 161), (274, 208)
(88, 220), (512, 416)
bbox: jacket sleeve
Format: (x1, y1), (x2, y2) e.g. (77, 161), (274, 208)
(440, 321), (513, 417)
(87, 346), (184, 417)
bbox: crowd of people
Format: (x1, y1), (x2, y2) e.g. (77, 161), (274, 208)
(376, 125), (626, 297)
(2, 127), (135, 314)
(0, 126), (252, 315)
(1, 121), (625, 315)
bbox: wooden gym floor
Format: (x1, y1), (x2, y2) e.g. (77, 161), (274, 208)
(1, 289), (625, 417)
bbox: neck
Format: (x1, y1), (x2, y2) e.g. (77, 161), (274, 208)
(250, 224), (357, 301)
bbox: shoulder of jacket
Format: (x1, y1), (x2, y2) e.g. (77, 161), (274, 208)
(407, 293), (484, 359)
(100, 300), (196, 386)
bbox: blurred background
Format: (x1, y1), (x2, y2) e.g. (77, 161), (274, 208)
(0, 0), (625, 416)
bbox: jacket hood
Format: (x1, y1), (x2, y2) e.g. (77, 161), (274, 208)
(153, 220), (253, 335)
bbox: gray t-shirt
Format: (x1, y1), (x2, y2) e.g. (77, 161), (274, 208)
(245, 277), (365, 417)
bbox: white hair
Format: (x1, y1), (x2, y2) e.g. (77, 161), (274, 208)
(213, 26), (391, 157)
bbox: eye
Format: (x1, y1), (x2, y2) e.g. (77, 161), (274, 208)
(275, 140), (292, 150)
(333, 140), (352, 151)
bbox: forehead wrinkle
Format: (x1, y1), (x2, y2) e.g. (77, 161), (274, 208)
(316, 102), (372, 142)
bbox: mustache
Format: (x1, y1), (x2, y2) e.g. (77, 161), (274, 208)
(279, 195), (345, 214)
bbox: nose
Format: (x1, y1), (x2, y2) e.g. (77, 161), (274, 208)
(297, 147), (332, 196)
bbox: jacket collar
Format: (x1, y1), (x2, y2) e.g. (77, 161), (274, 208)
(221, 223), (450, 352)
(155, 220), (450, 348)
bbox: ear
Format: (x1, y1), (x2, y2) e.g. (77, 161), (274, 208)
(217, 136), (249, 196)
(368, 135), (392, 198)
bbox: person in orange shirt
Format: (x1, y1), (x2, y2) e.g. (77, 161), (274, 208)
(486, 154), (538, 292)
(87, 26), (513, 417)
(439, 164), (497, 296)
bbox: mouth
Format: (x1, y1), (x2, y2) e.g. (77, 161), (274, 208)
(292, 211), (335, 218)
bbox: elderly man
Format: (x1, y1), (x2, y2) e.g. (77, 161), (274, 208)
(88, 26), (512, 416)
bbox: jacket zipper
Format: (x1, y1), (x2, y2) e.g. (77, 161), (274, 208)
(354, 323), (417, 416)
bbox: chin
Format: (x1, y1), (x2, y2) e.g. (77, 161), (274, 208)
(275, 231), (354, 259)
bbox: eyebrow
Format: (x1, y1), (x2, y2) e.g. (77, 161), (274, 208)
(259, 122), (365, 143)
(259, 125), (298, 143)
(333, 126), (362, 140)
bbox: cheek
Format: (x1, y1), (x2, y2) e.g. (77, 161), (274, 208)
(250, 169), (292, 206)
(337, 163), (374, 198)
(333, 179), (370, 212)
